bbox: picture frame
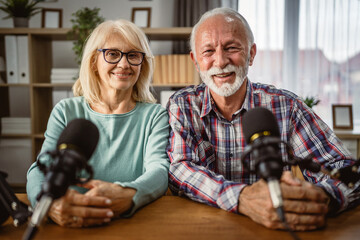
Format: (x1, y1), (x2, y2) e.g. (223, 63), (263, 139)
(41, 8), (63, 28)
(332, 104), (353, 130)
(131, 8), (151, 28)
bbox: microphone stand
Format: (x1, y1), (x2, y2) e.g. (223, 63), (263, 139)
(0, 171), (32, 227)
(22, 195), (52, 240)
(22, 150), (93, 240)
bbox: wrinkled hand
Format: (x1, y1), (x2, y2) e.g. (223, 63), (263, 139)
(48, 189), (113, 227)
(81, 180), (137, 218)
(238, 171), (329, 231)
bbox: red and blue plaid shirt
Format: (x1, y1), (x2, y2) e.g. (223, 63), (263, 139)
(166, 80), (358, 214)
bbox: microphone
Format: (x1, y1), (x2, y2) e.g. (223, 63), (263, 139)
(23, 118), (99, 240)
(242, 107), (285, 218)
(0, 171), (32, 227)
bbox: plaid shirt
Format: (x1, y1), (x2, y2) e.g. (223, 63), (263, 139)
(166, 81), (359, 214)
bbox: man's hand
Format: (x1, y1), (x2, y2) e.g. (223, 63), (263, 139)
(48, 189), (113, 227)
(238, 171), (329, 231)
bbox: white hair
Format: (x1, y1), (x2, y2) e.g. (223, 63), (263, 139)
(190, 7), (254, 59)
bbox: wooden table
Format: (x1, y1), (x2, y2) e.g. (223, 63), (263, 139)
(1, 195), (360, 240)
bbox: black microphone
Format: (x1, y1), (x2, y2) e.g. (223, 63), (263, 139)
(0, 171), (32, 227)
(23, 118), (99, 240)
(242, 107), (285, 218)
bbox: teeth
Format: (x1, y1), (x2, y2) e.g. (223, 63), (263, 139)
(215, 72), (232, 77)
(114, 73), (130, 76)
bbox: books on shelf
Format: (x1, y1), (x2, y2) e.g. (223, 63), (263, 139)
(51, 68), (78, 83)
(152, 54), (200, 85)
(1, 117), (31, 134)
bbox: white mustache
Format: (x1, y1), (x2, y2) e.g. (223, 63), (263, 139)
(206, 65), (239, 76)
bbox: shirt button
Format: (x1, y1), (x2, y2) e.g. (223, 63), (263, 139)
(230, 153), (233, 158)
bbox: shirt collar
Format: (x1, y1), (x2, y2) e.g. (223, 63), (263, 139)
(200, 85), (213, 118)
(200, 79), (254, 118)
(242, 79), (254, 112)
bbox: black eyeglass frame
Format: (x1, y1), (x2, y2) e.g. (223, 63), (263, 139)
(97, 49), (146, 66)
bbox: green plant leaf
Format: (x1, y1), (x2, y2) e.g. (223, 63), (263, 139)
(303, 96), (321, 109)
(67, 7), (105, 66)
(0, 0), (41, 19)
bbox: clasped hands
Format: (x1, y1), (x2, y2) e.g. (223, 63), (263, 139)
(238, 171), (330, 231)
(48, 180), (136, 227)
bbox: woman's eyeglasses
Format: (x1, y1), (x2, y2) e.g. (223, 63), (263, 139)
(97, 49), (145, 66)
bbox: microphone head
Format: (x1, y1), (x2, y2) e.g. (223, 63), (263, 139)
(56, 119), (99, 160)
(243, 107), (280, 144)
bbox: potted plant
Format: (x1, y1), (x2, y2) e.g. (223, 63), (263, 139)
(303, 96), (320, 109)
(0, 0), (41, 27)
(67, 7), (105, 66)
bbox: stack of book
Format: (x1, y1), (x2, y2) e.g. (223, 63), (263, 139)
(1, 117), (31, 134)
(153, 54), (200, 85)
(51, 68), (79, 83)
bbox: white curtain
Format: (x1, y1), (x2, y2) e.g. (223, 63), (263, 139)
(238, 0), (360, 126)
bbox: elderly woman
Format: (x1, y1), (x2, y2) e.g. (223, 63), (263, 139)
(26, 19), (169, 227)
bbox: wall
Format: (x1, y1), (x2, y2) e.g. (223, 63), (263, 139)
(0, 0), (175, 67)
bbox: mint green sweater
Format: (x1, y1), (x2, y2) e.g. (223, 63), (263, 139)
(26, 97), (170, 215)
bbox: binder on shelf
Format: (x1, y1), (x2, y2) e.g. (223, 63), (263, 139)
(179, 55), (188, 84)
(168, 54), (174, 84)
(17, 36), (30, 84)
(153, 55), (161, 85)
(4, 35), (19, 84)
(160, 55), (168, 84)
(152, 54), (200, 86)
(173, 55), (180, 84)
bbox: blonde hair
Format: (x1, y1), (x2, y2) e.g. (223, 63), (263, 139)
(73, 19), (156, 104)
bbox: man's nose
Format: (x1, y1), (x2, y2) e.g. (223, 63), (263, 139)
(213, 49), (229, 69)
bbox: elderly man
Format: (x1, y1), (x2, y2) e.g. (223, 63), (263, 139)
(166, 7), (359, 231)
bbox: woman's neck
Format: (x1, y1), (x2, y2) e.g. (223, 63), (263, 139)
(90, 90), (136, 114)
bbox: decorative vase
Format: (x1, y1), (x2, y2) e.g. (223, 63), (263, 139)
(13, 17), (29, 28)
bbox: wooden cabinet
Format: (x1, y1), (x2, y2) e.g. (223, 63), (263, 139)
(0, 27), (193, 165)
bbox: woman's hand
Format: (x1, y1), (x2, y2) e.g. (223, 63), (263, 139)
(81, 179), (137, 217)
(48, 189), (114, 227)
(238, 171), (329, 231)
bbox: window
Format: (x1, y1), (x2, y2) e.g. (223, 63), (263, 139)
(238, 0), (360, 126)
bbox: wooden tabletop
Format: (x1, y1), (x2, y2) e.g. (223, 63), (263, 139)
(1, 195), (360, 240)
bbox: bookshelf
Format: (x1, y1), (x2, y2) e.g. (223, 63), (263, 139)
(0, 27), (193, 167)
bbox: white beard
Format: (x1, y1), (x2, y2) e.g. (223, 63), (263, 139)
(200, 64), (248, 97)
